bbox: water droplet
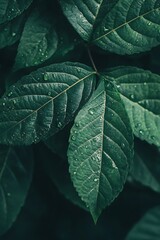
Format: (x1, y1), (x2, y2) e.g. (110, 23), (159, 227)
(2, 102), (5, 106)
(12, 32), (16, 37)
(71, 135), (76, 141)
(44, 73), (48, 81)
(57, 122), (62, 128)
(94, 178), (98, 182)
(135, 123), (141, 128)
(75, 123), (79, 127)
(12, 99), (16, 104)
(139, 130), (143, 135)
(73, 171), (76, 175)
(117, 84), (120, 89)
(130, 94), (134, 100)
(103, 27), (109, 32)
(77, 68), (81, 73)
(151, 135), (155, 140)
(8, 92), (13, 97)
(143, 82), (147, 86)
(88, 109), (94, 115)
(121, 143), (125, 148)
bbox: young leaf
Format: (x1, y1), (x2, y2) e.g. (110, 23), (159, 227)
(106, 67), (160, 146)
(0, 14), (25, 49)
(59, 0), (118, 41)
(0, 0), (33, 24)
(125, 206), (160, 240)
(0, 62), (96, 145)
(92, 0), (160, 55)
(68, 80), (133, 222)
(14, 4), (58, 71)
(131, 140), (160, 193)
(0, 145), (33, 236)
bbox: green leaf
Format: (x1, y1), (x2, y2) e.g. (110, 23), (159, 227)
(43, 152), (87, 211)
(68, 80), (133, 222)
(45, 124), (87, 210)
(106, 67), (160, 146)
(0, 14), (25, 49)
(0, 0), (32, 24)
(59, 0), (118, 41)
(14, 4), (58, 71)
(0, 145), (33, 235)
(0, 62), (96, 145)
(45, 123), (72, 160)
(126, 206), (160, 240)
(92, 0), (160, 55)
(131, 140), (160, 192)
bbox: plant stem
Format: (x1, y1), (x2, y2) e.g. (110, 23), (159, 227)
(87, 47), (98, 74)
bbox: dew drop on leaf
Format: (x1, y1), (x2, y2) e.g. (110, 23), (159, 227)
(130, 94), (134, 100)
(151, 135), (155, 140)
(94, 178), (98, 182)
(71, 135), (76, 141)
(121, 143), (125, 148)
(75, 123), (79, 127)
(8, 92), (13, 97)
(103, 27), (109, 32)
(139, 130), (143, 135)
(57, 122), (62, 128)
(44, 73), (48, 81)
(88, 109), (94, 115)
(12, 32), (16, 37)
(135, 123), (141, 128)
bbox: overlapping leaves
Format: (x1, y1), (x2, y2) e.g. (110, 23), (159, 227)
(126, 206), (160, 240)
(0, 0), (32, 24)
(60, 0), (118, 41)
(106, 67), (160, 147)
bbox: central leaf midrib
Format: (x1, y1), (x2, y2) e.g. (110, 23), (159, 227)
(93, 6), (160, 42)
(95, 88), (106, 211)
(1, 72), (95, 136)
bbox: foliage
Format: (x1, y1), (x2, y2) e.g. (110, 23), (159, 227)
(0, 0), (160, 239)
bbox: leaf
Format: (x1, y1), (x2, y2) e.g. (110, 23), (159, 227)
(0, 14), (25, 49)
(0, 0), (32, 25)
(92, 0), (160, 55)
(43, 152), (87, 211)
(0, 145), (33, 235)
(59, 0), (118, 41)
(68, 80), (133, 222)
(125, 206), (160, 240)
(0, 62), (96, 145)
(45, 123), (72, 160)
(14, 3), (58, 71)
(106, 67), (160, 146)
(131, 139), (160, 192)
(44, 124), (87, 210)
